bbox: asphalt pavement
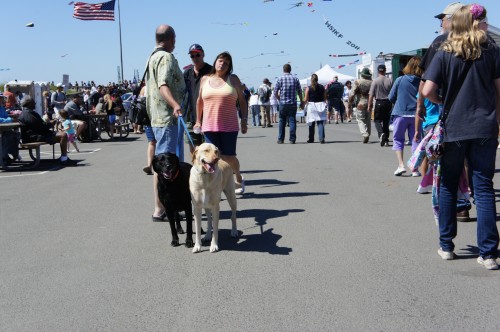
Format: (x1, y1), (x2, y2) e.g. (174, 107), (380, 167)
(1, 120), (499, 331)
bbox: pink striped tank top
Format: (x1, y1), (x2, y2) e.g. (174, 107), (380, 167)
(201, 76), (239, 132)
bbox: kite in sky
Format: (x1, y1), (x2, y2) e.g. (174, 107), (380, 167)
(61, 54), (68, 58)
(289, 2), (304, 9)
(335, 59), (359, 69)
(329, 52), (366, 57)
(263, 0), (274, 2)
(25, 22), (34, 27)
(68, 1), (74, 5)
(0, 68), (11, 71)
(212, 22), (249, 26)
(243, 51), (285, 59)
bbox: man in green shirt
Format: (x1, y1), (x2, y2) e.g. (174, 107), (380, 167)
(145, 24), (186, 221)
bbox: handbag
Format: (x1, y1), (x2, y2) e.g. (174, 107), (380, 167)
(424, 60), (472, 163)
(407, 128), (433, 171)
(425, 120), (445, 162)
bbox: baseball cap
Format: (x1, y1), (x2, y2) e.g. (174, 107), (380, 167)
(378, 64), (386, 71)
(434, 2), (464, 19)
(188, 44), (203, 54)
(56, 83), (64, 88)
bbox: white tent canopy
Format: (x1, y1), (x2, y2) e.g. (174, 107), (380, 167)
(300, 64), (355, 87)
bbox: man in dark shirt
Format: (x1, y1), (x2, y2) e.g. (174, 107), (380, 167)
(183, 43), (212, 153)
(325, 76), (345, 124)
(89, 86), (103, 110)
(368, 65), (392, 146)
(18, 96), (75, 166)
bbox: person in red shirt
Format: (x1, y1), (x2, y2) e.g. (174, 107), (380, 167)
(3, 86), (17, 109)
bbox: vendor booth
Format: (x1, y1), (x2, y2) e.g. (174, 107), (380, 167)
(300, 65), (355, 87)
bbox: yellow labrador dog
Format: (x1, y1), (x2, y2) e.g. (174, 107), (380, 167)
(190, 143), (238, 253)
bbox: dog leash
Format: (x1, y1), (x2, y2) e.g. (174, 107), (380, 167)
(176, 90), (196, 161)
(178, 117), (195, 148)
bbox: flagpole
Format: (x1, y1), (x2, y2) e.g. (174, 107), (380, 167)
(117, 0), (124, 83)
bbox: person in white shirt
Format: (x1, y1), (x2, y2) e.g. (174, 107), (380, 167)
(248, 91), (260, 126)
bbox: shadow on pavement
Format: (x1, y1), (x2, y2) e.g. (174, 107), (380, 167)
(0, 159), (86, 173)
(237, 191), (329, 200)
(217, 228), (292, 255)
(245, 178), (298, 187)
(241, 169), (283, 174)
(212, 208), (304, 254)
(456, 245), (480, 259)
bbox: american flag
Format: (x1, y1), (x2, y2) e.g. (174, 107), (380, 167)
(73, 0), (115, 21)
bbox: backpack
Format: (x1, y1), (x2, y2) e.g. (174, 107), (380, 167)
(258, 86), (271, 103)
(327, 82), (344, 100)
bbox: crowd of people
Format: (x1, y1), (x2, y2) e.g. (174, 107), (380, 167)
(1, 2), (498, 270)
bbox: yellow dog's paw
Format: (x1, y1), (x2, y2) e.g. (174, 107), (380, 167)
(192, 244), (202, 253)
(210, 243), (219, 253)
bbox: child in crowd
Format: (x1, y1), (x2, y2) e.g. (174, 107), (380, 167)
(58, 109), (79, 153)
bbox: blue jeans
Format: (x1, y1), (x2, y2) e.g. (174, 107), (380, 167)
(439, 138), (499, 259)
(278, 104), (297, 142)
(152, 125), (178, 155)
(308, 121), (325, 142)
(251, 105), (261, 126)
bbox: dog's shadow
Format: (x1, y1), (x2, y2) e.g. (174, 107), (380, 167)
(216, 208), (302, 255)
(218, 228), (292, 255)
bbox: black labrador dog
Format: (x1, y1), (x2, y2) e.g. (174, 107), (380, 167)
(152, 152), (193, 248)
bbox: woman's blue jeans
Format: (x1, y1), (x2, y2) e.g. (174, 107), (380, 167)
(308, 121), (325, 142)
(438, 138), (499, 259)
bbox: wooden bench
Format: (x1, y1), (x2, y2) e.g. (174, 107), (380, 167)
(19, 142), (55, 169)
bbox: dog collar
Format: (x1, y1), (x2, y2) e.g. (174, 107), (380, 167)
(167, 169), (180, 181)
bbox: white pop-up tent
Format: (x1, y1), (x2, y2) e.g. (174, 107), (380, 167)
(300, 64), (355, 87)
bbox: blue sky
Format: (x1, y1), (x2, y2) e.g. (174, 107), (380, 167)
(1, 0), (499, 90)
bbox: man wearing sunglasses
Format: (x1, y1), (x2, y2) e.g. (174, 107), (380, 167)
(183, 44), (212, 154)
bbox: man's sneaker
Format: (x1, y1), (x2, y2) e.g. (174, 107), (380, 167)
(362, 136), (369, 144)
(477, 257), (499, 270)
(412, 171), (421, 177)
(60, 157), (77, 166)
(438, 248), (454, 260)
(457, 210), (471, 222)
(380, 133), (386, 147)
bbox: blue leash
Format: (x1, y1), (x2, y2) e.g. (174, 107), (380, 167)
(176, 90), (195, 162)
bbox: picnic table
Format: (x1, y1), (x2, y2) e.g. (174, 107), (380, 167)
(86, 113), (107, 141)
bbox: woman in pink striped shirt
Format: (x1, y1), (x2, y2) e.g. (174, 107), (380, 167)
(194, 51), (248, 194)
